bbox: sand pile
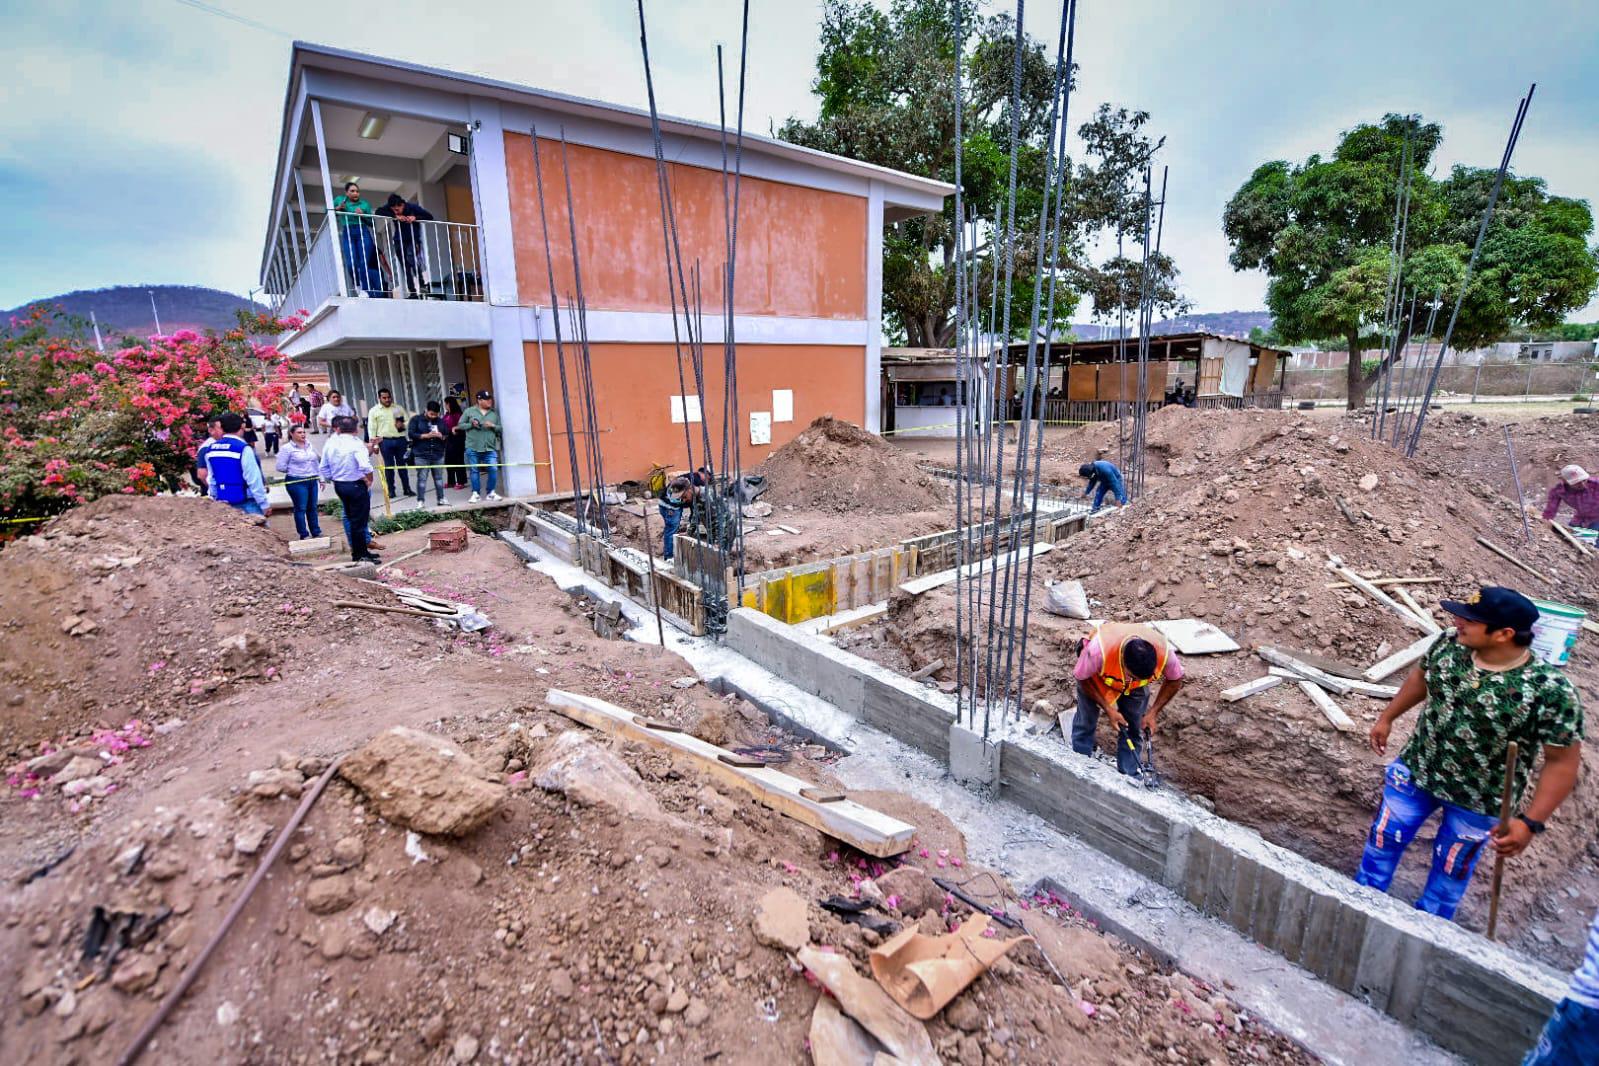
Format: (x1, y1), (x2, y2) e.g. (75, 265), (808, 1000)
(757, 416), (950, 514)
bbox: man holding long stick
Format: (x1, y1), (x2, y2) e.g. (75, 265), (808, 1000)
(1356, 587), (1583, 920)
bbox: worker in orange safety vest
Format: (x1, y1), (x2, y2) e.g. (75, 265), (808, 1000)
(1070, 622), (1186, 777)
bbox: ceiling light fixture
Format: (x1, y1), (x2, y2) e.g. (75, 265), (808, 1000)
(358, 112), (389, 140)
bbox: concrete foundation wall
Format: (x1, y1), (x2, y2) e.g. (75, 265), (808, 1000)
(724, 606), (1566, 1066)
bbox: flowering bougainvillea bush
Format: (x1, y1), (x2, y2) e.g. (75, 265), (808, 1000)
(0, 307), (303, 528)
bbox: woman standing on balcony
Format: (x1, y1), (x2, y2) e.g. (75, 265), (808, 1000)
(333, 181), (386, 297)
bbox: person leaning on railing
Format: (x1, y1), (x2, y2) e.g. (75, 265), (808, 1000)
(377, 193), (436, 299)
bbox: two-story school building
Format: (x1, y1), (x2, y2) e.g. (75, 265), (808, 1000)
(259, 43), (952, 495)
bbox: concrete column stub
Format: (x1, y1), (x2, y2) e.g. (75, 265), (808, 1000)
(949, 723), (999, 786)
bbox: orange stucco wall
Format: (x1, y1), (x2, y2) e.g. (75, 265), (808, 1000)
(505, 133), (867, 320)
(522, 342), (865, 489)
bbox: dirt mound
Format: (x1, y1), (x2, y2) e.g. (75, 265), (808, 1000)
(758, 416), (950, 514)
(1419, 409), (1599, 508)
(0, 496), (409, 762)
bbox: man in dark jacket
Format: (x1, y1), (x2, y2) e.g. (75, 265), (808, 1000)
(378, 193), (436, 299)
(1079, 459), (1128, 512)
(407, 401), (449, 505)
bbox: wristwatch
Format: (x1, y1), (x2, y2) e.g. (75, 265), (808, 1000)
(1517, 814), (1546, 835)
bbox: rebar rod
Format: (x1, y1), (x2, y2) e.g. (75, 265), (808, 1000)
(1407, 86), (1534, 457)
(952, 0), (969, 727)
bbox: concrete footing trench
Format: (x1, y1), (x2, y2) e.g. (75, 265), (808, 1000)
(501, 527), (1568, 1066)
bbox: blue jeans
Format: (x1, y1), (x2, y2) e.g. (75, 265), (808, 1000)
(1524, 999), (1599, 1064)
(232, 500), (264, 516)
(339, 225), (386, 296)
(659, 503), (682, 560)
(1071, 682), (1149, 776)
(466, 449), (498, 495)
(1090, 469), (1128, 511)
(284, 478), (322, 539)
(1354, 761), (1498, 920)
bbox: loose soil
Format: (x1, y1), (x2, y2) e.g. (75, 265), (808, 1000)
(0, 495), (1314, 1064)
(843, 406), (1599, 970)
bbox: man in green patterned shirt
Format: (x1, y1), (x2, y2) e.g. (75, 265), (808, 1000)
(1356, 586), (1583, 920)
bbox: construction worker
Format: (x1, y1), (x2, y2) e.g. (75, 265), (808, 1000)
(1078, 459), (1128, 512)
(1543, 464), (1599, 531)
(1071, 622), (1185, 776)
(658, 475), (696, 562)
(1357, 587), (1583, 921)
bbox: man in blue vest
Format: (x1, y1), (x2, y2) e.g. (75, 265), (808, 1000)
(204, 412), (272, 517)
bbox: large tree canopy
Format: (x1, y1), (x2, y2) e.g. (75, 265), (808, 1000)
(779, 0), (1184, 347)
(1224, 113), (1599, 408)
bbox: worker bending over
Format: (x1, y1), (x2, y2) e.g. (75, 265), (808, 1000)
(1544, 464), (1599, 531)
(658, 476), (696, 562)
(1356, 587), (1583, 920)
(1071, 622), (1184, 777)
(1078, 459), (1128, 512)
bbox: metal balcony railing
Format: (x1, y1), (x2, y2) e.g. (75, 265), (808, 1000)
(265, 214), (486, 315)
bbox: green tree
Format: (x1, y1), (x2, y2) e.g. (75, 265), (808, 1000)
(779, 0), (1183, 347)
(1224, 114), (1599, 408)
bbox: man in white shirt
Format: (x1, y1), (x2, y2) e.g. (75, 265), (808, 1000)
(318, 415), (379, 562)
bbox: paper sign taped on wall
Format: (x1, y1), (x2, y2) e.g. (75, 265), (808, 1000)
(670, 395), (703, 424)
(750, 411), (772, 445)
(772, 389), (794, 423)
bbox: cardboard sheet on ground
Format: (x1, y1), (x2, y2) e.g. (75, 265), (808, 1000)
(868, 914), (1031, 1019)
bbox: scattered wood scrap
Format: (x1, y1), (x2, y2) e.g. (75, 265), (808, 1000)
(1364, 632), (1444, 681)
(1297, 679), (1355, 732)
(1394, 588), (1442, 634)
(897, 542), (1053, 597)
(1476, 536), (1550, 582)
(1333, 495), (1359, 526)
(1549, 521), (1594, 558)
(1327, 559), (1437, 635)
(1584, 620), (1599, 638)
(1324, 576), (1444, 591)
(1266, 648), (1368, 681)
(1220, 676), (1283, 703)
(1257, 647), (1353, 695)
(544, 689), (915, 857)
(908, 658), (944, 681)
(1268, 667), (1398, 700)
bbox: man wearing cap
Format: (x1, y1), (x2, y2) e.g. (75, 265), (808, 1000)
(1543, 465), (1599, 531)
(460, 390), (503, 502)
(1071, 622), (1185, 777)
(1357, 587), (1583, 920)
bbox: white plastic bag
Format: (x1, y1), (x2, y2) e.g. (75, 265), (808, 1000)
(1044, 579), (1090, 619)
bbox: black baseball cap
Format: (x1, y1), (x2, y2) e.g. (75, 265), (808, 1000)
(475, 390), (492, 400)
(1440, 586), (1539, 633)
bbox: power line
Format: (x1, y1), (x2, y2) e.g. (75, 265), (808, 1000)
(170, 0), (293, 38)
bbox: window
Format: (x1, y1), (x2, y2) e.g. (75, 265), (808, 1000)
(894, 381), (964, 407)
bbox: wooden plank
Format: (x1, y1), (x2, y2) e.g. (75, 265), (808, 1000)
(1220, 675), (1284, 702)
(897, 542), (1054, 596)
(1394, 588), (1442, 633)
(1550, 521), (1594, 557)
(1475, 536), (1551, 583)
(1327, 561), (1437, 635)
(797, 602), (888, 636)
(1297, 679), (1355, 732)
(1268, 667), (1398, 700)
(544, 689), (915, 857)
(1263, 648), (1368, 681)
(1583, 620), (1599, 637)
(1257, 647), (1354, 695)
(1324, 576), (1445, 590)
(800, 788), (846, 803)
(1364, 632), (1443, 681)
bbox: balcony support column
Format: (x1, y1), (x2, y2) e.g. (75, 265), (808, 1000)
(310, 99), (348, 299)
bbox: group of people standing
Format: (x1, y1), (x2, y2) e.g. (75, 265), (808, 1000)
(201, 386), (505, 564)
(331, 181), (437, 299)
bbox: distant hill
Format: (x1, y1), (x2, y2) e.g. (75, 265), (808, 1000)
(1073, 310), (1274, 341)
(7, 285), (258, 339)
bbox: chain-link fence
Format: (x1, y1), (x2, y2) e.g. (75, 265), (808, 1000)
(1280, 361), (1599, 404)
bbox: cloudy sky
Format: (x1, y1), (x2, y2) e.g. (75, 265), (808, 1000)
(3, 0), (1597, 319)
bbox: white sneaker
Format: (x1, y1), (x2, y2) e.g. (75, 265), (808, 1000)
(469, 492), (481, 503)
(487, 491), (502, 501)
